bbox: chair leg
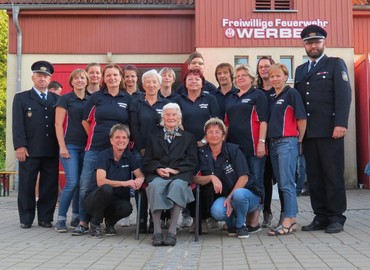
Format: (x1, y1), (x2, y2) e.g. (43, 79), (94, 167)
(195, 184), (200, 242)
(135, 190), (142, 240)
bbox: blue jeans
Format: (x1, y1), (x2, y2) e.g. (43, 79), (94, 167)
(79, 150), (100, 223)
(295, 154), (306, 194)
(246, 155), (266, 210)
(269, 137), (299, 218)
(210, 188), (260, 229)
(58, 145), (85, 221)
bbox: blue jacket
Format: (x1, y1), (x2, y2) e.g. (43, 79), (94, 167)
(198, 142), (263, 199)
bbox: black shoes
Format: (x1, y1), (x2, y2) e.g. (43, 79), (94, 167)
(152, 233), (163, 246)
(163, 232), (177, 246)
(104, 225), (117, 236)
(301, 220), (327, 231)
(21, 222), (52, 229)
(325, 222), (344, 234)
(38, 221), (53, 228)
(20, 223), (31, 229)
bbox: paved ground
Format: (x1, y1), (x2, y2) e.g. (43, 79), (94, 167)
(0, 189), (370, 270)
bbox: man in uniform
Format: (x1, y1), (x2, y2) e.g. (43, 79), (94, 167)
(294, 25), (351, 233)
(12, 60), (60, 229)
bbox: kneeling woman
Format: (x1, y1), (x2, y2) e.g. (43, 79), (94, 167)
(84, 124), (144, 238)
(193, 118), (263, 239)
(143, 103), (198, 246)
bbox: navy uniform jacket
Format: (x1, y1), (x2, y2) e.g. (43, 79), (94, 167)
(294, 55), (351, 138)
(12, 88), (59, 157)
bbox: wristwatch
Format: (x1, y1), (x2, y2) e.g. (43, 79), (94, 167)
(201, 138), (208, 145)
(258, 138), (266, 143)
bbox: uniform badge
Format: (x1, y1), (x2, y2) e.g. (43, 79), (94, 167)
(341, 71), (349, 82)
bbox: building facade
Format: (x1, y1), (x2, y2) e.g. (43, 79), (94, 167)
(1, 0), (367, 188)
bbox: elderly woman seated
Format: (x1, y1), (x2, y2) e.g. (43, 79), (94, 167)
(193, 118), (263, 239)
(143, 103), (198, 246)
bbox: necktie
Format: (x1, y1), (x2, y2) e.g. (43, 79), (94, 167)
(308, 61), (316, 72)
(41, 93), (47, 105)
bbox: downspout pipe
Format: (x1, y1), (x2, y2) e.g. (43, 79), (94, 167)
(12, 5), (21, 94)
(11, 5), (21, 189)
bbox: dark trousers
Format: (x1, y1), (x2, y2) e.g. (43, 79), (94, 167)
(304, 138), (347, 224)
(18, 157), (59, 224)
(263, 155), (274, 213)
(84, 184), (132, 226)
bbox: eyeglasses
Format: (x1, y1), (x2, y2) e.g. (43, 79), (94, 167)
(258, 65), (271, 70)
(236, 74), (248, 79)
(206, 130), (224, 135)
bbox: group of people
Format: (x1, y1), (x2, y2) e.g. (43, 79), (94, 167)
(12, 25), (352, 246)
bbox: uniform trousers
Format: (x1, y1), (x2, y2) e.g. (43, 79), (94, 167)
(18, 157), (59, 224)
(304, 137), (346, 224)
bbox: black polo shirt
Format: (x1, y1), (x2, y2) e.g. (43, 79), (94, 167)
(95, 147), (139, 201)
(267, 86), (306, 139)
(56, 91), (88, 146)
(225, 87), (269, 157)
(129, 95), (169, 151)
(83, 89), (132, 151)
(211, 85), (238, 119)
(174, 92), (222, 141)
(158, 91), (179, 102)
(125, 89), (144, 100)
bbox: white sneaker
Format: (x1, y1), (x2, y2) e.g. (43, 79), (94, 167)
(118, 217), (130, 227)
(207, 218), (220, 229)
(180, 216), (193, 228)
(221, 221), (228, 230)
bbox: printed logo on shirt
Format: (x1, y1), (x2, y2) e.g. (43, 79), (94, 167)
(224, 164), (234, 174)
(199, 103), (209, 109)
(117, 102), (128, 108)
(241, 98), (251, 103)
(156, 108), (163, 115)
(276, 99), (284, 105)
(121, 165), (129, 168)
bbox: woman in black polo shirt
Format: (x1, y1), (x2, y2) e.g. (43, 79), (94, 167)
(267, 64), (306, 236)
(72, 64), (132, 236)
(54, 68), (89, 232)
(173, 69), (221, 232)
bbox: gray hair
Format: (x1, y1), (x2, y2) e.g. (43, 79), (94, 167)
(142, 69), (162, 85)
(160, 103), (182, 127)
(204, 117), (227, 135)
(109, 124), (130, 138)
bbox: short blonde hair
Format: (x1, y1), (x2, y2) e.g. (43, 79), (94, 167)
(235, 64), (257, 85)
(268, 63), (289, 77)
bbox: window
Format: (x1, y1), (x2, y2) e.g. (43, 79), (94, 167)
(255, 0), (292, 10)
(279, 56), (293, 80)
(234, 56), (249, 66)
(302, 55), (309, 64)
